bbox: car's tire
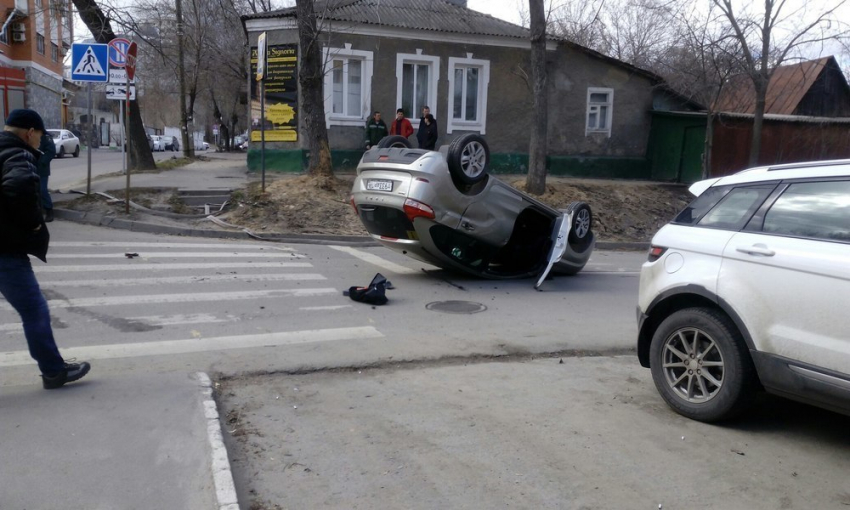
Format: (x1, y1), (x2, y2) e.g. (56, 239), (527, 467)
(73, 144), (80, 157)
(57, 146), (65, 158)
(649, 307), (757, 422)
(566, 202), (592, 247)
(376, 135), (412, 149)
(446, 134), (490, 185)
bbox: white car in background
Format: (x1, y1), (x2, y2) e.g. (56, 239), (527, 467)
(150, 135), (166, 151)
(47, 129), (80, 158)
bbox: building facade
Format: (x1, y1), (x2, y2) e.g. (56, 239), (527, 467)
(243, 0), (672, 178)
(0, 0), (72, 127)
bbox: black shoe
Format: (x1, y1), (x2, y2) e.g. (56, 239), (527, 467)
(42, 360), (91, 389)
(44, 209), (54, 222)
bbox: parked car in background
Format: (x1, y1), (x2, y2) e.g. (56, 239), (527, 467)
(202, 141), (209, 150)
(637, 159), (850, 422)
(150, 135), (166, 152)
(164, 136), (180, 151)
(351, 134), (595, 284)
(47, 129), (80, 158)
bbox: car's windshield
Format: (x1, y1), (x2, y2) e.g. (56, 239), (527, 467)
(47, 130), (61, 139)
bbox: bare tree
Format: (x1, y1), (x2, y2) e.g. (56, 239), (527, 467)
(713, 0), (848, 166)
(525, 0), (548, 195)
(548, 0), (607, 51)
(295, 0), (332, 176)
(72, 0), (157, 170)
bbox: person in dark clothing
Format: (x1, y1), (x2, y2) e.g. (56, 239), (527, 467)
(0, 109), (91, 389)
(389, 108), (414, 140)
(419, 114), (438, 150)
(364, 111), (388, 150)
(37, 131), (56, 222)
(416, 106), (438, 148)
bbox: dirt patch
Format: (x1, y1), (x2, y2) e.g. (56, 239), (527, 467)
(222, 175), (364, 236)
(58, 174), (692, 242)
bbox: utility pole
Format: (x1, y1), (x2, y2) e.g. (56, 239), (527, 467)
(175, 0), (190, 158)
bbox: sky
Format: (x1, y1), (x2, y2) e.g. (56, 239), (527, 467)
(467, 0), (525, 25)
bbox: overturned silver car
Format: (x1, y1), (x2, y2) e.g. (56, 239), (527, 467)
(350, 134), (595, 287)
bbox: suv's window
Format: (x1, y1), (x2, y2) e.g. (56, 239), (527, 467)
(697, 185), (775, 230)
(763, 181), (850, 241)
(673, 186), (731, 225)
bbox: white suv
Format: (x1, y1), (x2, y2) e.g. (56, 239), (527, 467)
(637, 160), (850, 422)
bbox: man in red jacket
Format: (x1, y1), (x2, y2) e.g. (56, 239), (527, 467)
(389, 108), (414, 140)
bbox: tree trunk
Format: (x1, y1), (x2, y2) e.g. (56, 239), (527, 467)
(703, 111), (714, 180)
(296, 0), (333, 177)
(525, 0), (548, 195)
(72, 0), (156, 171)
(749, 77), (767, 167)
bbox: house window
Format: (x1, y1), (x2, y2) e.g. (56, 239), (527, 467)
(447, 55), (490, 134)
(395, 52), (439, 120)
(586, 88), (613, 136)
(37, 34), (45, 54)
(51, 43), (58, 62)
(322, 45), (373, 127)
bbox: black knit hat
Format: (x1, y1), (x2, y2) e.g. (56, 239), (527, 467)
(5, 109), (46, 132)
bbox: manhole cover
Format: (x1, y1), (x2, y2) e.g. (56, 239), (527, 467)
(425, 300), (487, 314)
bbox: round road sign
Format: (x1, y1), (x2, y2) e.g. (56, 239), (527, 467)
(108, 38), (131, 68)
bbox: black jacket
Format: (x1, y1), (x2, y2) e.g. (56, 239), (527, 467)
(0, 131), (49, 261)
(418, 121), (438, 150)
(37, 132), (55, 178)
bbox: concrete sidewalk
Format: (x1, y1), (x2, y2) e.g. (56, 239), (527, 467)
(0, 371), (235, 510)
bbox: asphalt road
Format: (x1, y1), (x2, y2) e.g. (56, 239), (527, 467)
(48, 147), (187, 191)
(3, 221), (848, 509)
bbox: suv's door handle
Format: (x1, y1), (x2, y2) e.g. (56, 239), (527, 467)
(461, 221), (475, 231)
(736, 244), (775, 257)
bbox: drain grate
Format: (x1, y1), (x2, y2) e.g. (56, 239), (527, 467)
(425, 300), (487, 314)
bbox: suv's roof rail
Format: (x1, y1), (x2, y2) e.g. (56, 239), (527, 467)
(767, 159), (850, 171)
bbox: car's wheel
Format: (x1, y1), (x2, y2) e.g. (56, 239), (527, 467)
(649, 307), (757, 422)
(376, 135), (412, 149)
(73, 144), (80, 157)
(446, 134), (489, 185)
(566, 202), (592, 247)
(57, 146), (65, 158)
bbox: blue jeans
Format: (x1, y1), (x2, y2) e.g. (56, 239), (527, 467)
(0, 254), (64, 375)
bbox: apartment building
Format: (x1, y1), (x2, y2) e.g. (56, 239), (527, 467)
(0, 0), (72, 127)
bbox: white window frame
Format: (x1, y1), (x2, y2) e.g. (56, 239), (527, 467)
(586, 87), (614, 137)
(447, 55), (490, 134)
(395, 51), (439, 124)
(322, 45), (373, 127)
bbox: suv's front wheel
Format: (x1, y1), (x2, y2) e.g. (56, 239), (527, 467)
(649, 307), (757, 422)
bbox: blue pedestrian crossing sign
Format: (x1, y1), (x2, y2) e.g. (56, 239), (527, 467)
(71, 43), (108, 82)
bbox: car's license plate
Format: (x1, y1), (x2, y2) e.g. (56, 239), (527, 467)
(366, 179), (393, 191)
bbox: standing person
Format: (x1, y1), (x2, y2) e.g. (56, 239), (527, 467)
(0, 109), (91, 389)
(419, 114), (438, 150)
(416, 106), (438, 148)
(389, 108), (414, 140)
(37, 131), (56, 222)
(364, 111), (388, 150)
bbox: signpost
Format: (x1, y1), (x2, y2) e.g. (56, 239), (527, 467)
(108, 38), (131, 178)
(71, 42), (109, 195)
(257, 32), (267, 192)
(124, 42), (138, 214)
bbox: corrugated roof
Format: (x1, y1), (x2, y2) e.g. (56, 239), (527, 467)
(714, 57), (834, 115)
(244, 0), (530, 39)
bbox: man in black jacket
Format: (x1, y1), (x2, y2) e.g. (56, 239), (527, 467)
(0, 109), (91, 389)
(416, 106), (438, 149)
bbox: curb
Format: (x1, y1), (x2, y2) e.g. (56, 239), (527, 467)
(53, 207), (650, 251)
(53, 207), (380, 247)
(196, 372), (240, 510)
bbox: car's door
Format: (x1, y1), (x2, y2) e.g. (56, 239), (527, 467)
(719, 179), (850, 375)
(457, 180), (526, 247)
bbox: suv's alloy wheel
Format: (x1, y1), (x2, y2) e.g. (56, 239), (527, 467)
(649, 307), (757, 422)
